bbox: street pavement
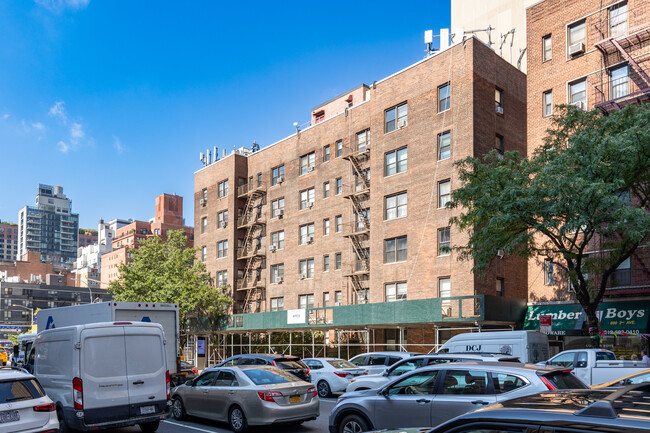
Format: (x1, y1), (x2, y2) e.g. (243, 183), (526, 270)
(104, 397), (337, 433)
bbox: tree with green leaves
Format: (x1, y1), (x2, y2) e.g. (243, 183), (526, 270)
(449, 104), (650, 346)
(108, 230), (231, 336)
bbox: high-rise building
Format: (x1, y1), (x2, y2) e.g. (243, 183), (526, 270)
(17, 184), (79, 268)
(0, 222), (18, 261)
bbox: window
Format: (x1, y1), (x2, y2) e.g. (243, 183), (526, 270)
(300, 152), (315, 175)
(438, 227), (450, 256)
(323, 219), (330, 236)
(384, 146), (407, 176)
(385, 102), (407, 133)
(568, 20), (586, 55)
(217, 240), (228, 258)
(496, 278), (504, 297)
(439, 277), (451, 306)
(438, 131), (451, 160)
(542, 35), (552, 62)
(299, 294), (315, 309)
(438, 180), (451, 208)
(323, 292), (330, 307)
(323, 145), (330, 162)
(543, 90), (553, 117)
(271, 297), (284, 312)
(569, 79), (586, 108)
(299, 223), (315, 245)
(334, 291), (342, 306)
(335, 215), (342, 233)
(299, 259), (314, 279)
(300, 188), (315, 210)
(385, 192), (407, 220)
(609, 2), (628, 37)
(611, 64), (629, 99)
(271, 264), (284, 283)
(495, 134), (504, 155)
(335, 177), (342, 195)
(335, 140), (343, 157)
(323, 255), (330, 272)
(355, 209), (369, 231)
(256, 173), (262, 187)
(441, 370), (489, 395)
(438, 83), (450, 112)
(217, 210), (228, 228)
(218, 180), (229, 198)
(357, 129), (370, 150)
(271, 198), (285, 218)
(201, 217), (207, 234)
(384, 236), (407, 263)
(314, 110), (325, 123)
(270, 230), (285, 250)
(544, 259), (554, 285)
(323, 182), (330, 198)
(495, 88), (503, 112)
(201, 246), (207, 262)
(271, 165), (285, 186)
(385, 282), (407, 302)
(387, 370), (438, 395)
(216, 270), (228, 286)
(201, 188), (207, 201)
(335, 252), (342, 270)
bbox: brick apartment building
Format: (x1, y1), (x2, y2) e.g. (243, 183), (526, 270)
(0, 251), (74, 287)
(100, 194), (194, 288)
(0, 222), (18, 261)
(525, 0), (650, 354)
(192, 37), (529, 357)
(78, 231), (97, 248)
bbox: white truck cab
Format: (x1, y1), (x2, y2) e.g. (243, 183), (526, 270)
(437, 330), (550, 364)
(31, 321), (169, 432)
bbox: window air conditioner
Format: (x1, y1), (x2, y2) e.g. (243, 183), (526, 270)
(277, 176), (284, 184)
(334, 302), (341, 306)
(276, 209), (284, 218)
(307, 237), (314, 244)
(220, 221), (227, 228)
(308, 202), (314, 209)
(269, 244), (277, 252)
(276, 277), (283, 284)
(299, 273), (306, 280)
(571, 100), (586, 110)
(495, 106), (504, 115)
(308, 166), (315, 173)
(568, 42), (585, 56)
(397, 119), (407, 129)
(200, 199), (206, 206)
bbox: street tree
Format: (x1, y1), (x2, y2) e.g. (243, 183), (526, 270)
(196, 283), (232, 359)
(449, 104), (650, 346)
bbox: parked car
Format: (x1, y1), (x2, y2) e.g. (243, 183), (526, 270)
(536, 348), (648, 385)
(0, 366), (59, 433)
(171, 365), (319, 432)
(0, 347), (7, 366)
(174, 361), (199, 386)
(303, 358), (367, 397)
(348, 351), (421, 375)
(592, 368), (650, 388)
(329, 362), (588, 433)
(412, 383), (650, 433)
(218, 353), (311, 382)
(438, 330), (549, 363)
(346, 353), (519, 392)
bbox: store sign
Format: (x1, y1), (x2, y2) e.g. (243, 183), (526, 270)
(539, 314), (552, 334)
(287, 309), (306, 324)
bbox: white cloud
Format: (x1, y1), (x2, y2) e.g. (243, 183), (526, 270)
(70, 122), (84, 143)
(57, 140), (69, 153)
(48, 101), (67, 123)
(32, 122), (45, 130)
(2, 114), (8, 120)
(35, 0), (90, 11)
(113, 135), (124, 154)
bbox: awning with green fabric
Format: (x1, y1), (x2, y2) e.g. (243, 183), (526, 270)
(524, 301), (650, 336)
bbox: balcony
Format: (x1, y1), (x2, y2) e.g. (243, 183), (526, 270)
(236, 245), (264, 260)
(606, 268), (650, 294)
(236, 276), (266, 291)
(594, 3), (650, 55)
(238, 182), (267, 198)
(594, 69), (650, 112)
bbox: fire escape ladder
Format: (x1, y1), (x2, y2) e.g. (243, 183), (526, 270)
(611, 39), (650, 87)
(237, 184), (267, 313)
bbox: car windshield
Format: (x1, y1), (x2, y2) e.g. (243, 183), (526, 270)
(596, 351), (616, 361)
(274, 359), (305, 369)
(244, 368), (300, 385)
(0, 379), (45, 403)
(327, 359), (357, 369)
(543, 371), (589, 389)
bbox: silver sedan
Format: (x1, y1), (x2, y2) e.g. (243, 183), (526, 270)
(171, 365), (319, 433)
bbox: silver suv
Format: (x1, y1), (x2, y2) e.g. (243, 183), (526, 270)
(0, 366), (58, 433)
(346, 353), (519, 392)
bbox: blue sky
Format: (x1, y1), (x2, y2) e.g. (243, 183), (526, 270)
(0, 0), (451, 229)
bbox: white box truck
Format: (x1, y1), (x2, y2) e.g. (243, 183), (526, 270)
(437, 330), (550, 363)
(36, 302), (180, 382)
(33, 321), (169, 432)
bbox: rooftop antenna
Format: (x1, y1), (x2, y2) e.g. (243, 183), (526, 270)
(499, 28), (516, 56)
(199, 152), (207, 167)
(424, 29), (450, 56)
(213, 146), (218, 162)
(453, 25), (494, 46)
(206, 148), (211, 164)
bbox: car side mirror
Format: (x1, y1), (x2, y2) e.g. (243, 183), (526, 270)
(378, 388), (388, 397)
(382, 371), (389, 376)
(187, 379), (195, 386)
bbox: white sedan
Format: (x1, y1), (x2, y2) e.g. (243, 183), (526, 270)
(303, 358), (367, 398)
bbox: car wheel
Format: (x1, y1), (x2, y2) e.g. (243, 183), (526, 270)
(317, 380), (332, 398)
(229, 405), (248, 433)
(139, 420), (160, 433)
(339, 413), (370, 433)
(172, 397), (186, 421)
(57, 409), (74, 433)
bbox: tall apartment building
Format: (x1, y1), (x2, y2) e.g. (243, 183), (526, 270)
(525, 0), (650, 353)
(0, 223), (18, 261)
(100, 194), (194, 288)
(17, 184), (79, 268)
(193, 37), (528, 354)
(78, 232), (97, 248)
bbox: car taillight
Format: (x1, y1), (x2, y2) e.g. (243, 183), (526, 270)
(33, 403), (56, 412)
(73, 377), (83, 410)
(540, 376), (557, 390)
(257, 391), (283, 402)
(334, 371), (348, 378)
(166, 370), (170, 400)
(192, 369), (198, 374)
(308, 386), (317, 397)
(272, 360), (277, 367)
(303, 367), (310, 375)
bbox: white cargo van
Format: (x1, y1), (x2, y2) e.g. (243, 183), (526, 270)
(32, 321), (169, 432)
(437, 330), (550, 363)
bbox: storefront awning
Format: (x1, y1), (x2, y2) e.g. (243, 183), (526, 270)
(524, 300), (650, 336)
